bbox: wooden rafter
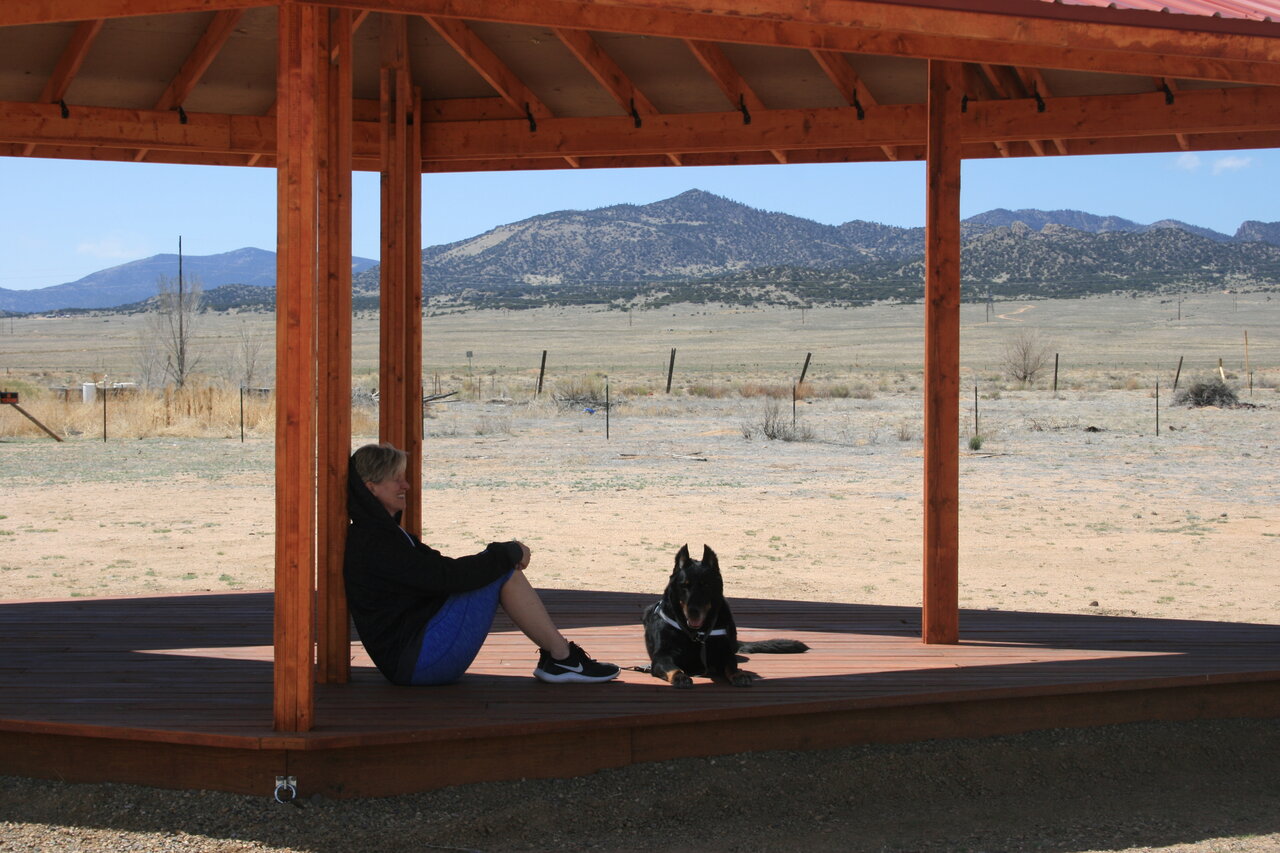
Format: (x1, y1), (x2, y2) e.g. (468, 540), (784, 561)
(134, 9), (245, 162)
(22, 18), (105, 156)
(423, 15), (552, 118)
(809, 48), (897, 161)
(684, 40), (786, 163)
(552, 27), (681, 165)
(423, 14), (579, 166)
(320, 0), (1280, 85)
(154, 10), (244, 111)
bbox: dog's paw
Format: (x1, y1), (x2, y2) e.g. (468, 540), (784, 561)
(729, 670), (753, 687)
(671, 672), (695, 689)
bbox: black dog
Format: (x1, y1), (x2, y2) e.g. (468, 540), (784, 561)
(643, 544), (808, 688)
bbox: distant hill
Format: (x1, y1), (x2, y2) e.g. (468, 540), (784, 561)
(6, 191), (1279, 314)
(0, 248), (377, 313)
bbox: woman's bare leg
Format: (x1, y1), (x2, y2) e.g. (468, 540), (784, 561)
(500, 571), (571, 659)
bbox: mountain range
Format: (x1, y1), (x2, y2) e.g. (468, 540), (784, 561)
(3, 190), (1277, 314)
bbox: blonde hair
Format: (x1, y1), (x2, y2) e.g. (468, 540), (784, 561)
(351, 443), (407, 484)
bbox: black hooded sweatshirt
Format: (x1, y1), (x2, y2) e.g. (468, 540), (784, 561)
(344, 459), (522, 684)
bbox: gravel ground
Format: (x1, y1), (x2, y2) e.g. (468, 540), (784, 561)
(1, 718), (1277, 852)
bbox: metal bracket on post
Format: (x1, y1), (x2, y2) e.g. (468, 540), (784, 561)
(274, 775), (298, 803)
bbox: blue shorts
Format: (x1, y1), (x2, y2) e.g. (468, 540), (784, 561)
(405, 569), (512, 685)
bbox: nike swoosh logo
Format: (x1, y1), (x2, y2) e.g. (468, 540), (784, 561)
(557, 662), (584, 673)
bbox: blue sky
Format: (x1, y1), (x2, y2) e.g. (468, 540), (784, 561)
(1, 148), (1276, 290)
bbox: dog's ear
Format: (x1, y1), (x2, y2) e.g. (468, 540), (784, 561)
(701, 544), (718, 568)
(674, 544), (691, 571)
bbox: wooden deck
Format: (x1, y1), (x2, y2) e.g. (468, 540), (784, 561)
(1, 590), (1276, 798)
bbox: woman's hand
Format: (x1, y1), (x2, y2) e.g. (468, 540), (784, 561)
(514, 541), (531, 571)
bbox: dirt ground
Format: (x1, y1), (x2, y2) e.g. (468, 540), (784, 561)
(1, 380), (1277, 853)
(2, 389), (1276, 625)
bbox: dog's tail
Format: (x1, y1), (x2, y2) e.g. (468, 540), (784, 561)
(736, 639), (809, 654)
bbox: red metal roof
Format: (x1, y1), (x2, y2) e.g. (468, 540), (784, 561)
(1056, 0), (1280, 22)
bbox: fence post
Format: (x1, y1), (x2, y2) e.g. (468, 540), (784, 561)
(666, 348), (676, 394)
(974, 385), (979, 438)
(1052, 353), (1059, 394)
(1172, 356), (1184, 393)
(798, 352), (812, 387)
(536, 350), (547, 396)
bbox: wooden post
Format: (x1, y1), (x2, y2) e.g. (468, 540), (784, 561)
(274, 1), (323, 732)
(1052, 353), (1059, 394)
(666, 347), (676, 394)
(1173, 355), (1184, 393)
(798, 352), (812, 387)
(537, 349), (547, 395)
(316, 7), (354, 686)
(379, 13), (424, 537)
(922, 60), (963, 646)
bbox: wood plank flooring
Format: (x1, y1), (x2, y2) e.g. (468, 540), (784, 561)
(1, 590), (1276, 796)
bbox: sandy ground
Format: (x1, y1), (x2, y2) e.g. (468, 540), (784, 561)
(1, 387), (1277, 852)
(2, 389), (1276, 624)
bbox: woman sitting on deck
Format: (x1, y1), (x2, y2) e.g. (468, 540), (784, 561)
(345, 442), (620, 686)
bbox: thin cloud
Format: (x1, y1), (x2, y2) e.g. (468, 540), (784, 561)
(1174, 153), (1201, 171)
(75, 237), (146, 261)
(1212, 155), (1253, 175)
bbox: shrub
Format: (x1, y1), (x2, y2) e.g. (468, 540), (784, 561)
(1175, 378), (1239, 408)
(1002, 329), (1053, 386)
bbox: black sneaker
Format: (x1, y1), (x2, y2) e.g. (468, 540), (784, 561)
(533, 642), (620, 683)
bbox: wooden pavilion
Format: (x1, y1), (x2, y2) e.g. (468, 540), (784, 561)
(1, 0), (1278, 797)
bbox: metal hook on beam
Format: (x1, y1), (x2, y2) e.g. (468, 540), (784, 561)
(630, 98), (642, 129)
(177, 105), (188, 125)
(524, 103), (537, 133)
(1032, 87), (1046, 113)
(852, 91), (865, 120)
(738, 94), (751, 125)
(59, 99), (69, 119)
(1160, 80), (1175, 105)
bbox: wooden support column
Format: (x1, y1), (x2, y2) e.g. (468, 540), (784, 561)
(274, 1), (323, 731)
(316, 8), (354, 686)
(922, 60), (963, 645)
(378, 13), (424, 537)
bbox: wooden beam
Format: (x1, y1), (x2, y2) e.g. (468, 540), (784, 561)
(338, 0), (1280, 85)
(423, 15), (581, 167)
(38, 19), (105, 104)
(134, 10), (246, 162)
(423, 15), (552, 119)
(316, 6), (354, 688)
(922, 59), (962, 646)
(684, 40), (785, 163)
(0, 0), (259, 26)
(6, 82), (1280, 164)
(419, 85), (1280, 160)
(274, 0), (322, 733)
(809, 49), (897, 160)
(379, 13), (424, 539)
(23, 18), (105, 156)
(554, 27), (656, 115)
(154, 10), (245, 111)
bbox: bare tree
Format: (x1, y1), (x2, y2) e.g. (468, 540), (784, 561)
(148, 273), (203, 388)
(1002, 328), (1052, 386)
(228, 320), (271, 389)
